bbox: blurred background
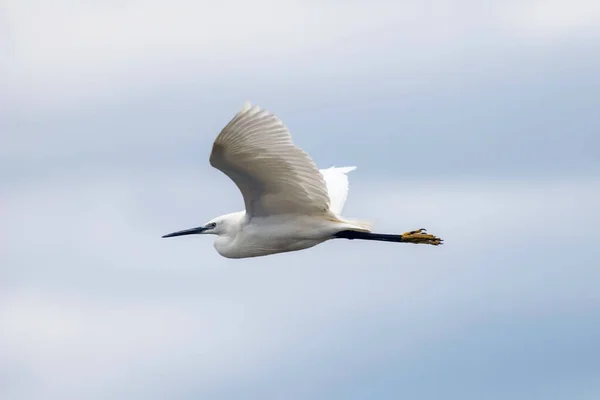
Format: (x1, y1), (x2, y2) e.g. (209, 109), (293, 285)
(2, 1), (599, 399)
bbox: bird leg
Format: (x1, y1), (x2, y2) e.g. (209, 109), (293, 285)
(400, 229), (443, 245)
(333, 228), (443, 245)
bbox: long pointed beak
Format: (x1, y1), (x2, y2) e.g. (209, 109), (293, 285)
(162, 226), (207, 238)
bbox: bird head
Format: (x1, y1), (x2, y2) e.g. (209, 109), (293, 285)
(162, 212), (242, 239)
(162, 219), (219, 239)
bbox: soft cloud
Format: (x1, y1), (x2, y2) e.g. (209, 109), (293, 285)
(3, 0), (427, 109)
(2, 167), (599, 398)
(507, 0), (600, 36)
(3, 1), (600, 398)
(3, 1), (599, 180)
(0, 287), (283, 400)
(4, 0), (600, 111)
(0, 167), (600, 398)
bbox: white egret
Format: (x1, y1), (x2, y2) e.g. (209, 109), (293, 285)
(162, 101), (442, 258)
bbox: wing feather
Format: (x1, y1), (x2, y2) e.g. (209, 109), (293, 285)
(320, 166), (356, 216)
(209, 101), (331, 218)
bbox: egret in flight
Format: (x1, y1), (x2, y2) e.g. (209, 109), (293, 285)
(162, 101), (442, 258)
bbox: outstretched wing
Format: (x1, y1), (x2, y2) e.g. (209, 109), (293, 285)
(209, 101), (331, 218)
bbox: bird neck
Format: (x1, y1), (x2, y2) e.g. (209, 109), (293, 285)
(219, 211), (246, 235)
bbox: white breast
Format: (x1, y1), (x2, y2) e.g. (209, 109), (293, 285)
(213, 215), (341, 259)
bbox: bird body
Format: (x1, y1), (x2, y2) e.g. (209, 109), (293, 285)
(163, 101), (442, 258)
(212, 212), (349, 259)
(207, 166), (370, 258)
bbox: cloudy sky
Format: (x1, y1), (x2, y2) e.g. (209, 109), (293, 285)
(2, 0), (600, 399)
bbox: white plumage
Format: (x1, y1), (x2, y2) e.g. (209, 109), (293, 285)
(209, 101), (331, 218)
(163, 101), (442, 258)
(320, 166), (356, 216)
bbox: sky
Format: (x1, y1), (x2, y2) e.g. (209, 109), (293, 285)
(2, 0), (600, 399)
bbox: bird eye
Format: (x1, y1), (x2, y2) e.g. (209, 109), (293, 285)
(208, 222), (217, 228)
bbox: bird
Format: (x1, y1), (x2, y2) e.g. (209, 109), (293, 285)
(162, 101), (442, 259)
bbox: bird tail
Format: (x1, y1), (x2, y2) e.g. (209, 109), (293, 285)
(340, 217), (373, 232)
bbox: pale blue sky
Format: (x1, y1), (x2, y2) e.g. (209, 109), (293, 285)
(2, 1), (600, 399)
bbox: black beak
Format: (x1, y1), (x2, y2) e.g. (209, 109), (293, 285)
(162, 226), (207, 238)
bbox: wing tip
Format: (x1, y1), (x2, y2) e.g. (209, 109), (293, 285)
(240, 100), (253, 112)
(240, 100), (265, 115)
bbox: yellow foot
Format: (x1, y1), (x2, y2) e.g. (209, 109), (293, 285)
(401, 229), (443, 245)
